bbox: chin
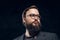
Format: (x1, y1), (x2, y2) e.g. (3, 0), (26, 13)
(26, 23), (40, 31)
(32, 23), (39, 27)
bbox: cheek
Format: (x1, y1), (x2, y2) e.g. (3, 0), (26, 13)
(38, 19), (40, 23)
(26, 18), (34, 24)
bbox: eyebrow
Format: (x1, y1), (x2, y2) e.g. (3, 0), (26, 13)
(29, 13), (39, 15)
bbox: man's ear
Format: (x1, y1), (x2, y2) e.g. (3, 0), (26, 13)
(23, 17), (26, 24)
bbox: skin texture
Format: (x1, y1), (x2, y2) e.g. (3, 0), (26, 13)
(23, 8), (41, 37)
(24, 8), (40, 27)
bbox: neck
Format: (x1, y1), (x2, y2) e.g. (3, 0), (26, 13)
(25, 29), (31, 37)
(25, 29), (40, 37)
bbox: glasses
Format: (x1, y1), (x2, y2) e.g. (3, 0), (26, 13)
(27, 14), (40, 19)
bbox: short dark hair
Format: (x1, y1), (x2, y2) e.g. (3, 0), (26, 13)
(22, 5), (39, 19)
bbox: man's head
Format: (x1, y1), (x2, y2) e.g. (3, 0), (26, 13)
(22, 5), (41, 34)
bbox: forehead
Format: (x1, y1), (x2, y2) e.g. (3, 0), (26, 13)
(26, 8), (40, 15)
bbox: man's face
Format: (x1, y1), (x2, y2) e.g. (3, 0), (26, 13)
(23, 8), (41, 31)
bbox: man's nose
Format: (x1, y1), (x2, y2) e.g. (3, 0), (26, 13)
(34, 16), (38, 20)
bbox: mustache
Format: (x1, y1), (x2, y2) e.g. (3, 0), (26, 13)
(32, 20), (39, 24)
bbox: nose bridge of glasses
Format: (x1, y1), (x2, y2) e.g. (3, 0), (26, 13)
(27, 14), (40, 19)
(31, 15), (39, 19)
(34, 16), (38, 19)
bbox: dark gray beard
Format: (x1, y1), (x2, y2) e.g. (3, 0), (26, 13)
(26, 23), (40, 37)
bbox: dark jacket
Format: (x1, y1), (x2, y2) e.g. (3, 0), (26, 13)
(13, 31), (59, 40)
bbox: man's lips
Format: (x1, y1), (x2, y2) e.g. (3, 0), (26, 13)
(33, 21), (39, 24)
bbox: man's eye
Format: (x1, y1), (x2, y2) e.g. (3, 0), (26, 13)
(30, 14), (35, 16)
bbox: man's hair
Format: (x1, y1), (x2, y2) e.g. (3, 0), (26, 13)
(22, 5), (39, 19)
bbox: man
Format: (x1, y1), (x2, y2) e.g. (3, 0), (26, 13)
(13, 5), (59, 40)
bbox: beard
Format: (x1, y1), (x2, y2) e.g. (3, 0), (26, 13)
(26, 21), (41, 37)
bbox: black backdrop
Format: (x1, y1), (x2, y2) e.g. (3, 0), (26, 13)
(0, 0), (60, 40)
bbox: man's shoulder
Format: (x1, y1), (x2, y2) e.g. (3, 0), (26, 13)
(38, 31), (59, 40)
(40, 31), (57, 35)
(40, 31), (58, 36)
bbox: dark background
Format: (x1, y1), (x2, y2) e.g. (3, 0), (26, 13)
(0, 0), (60, 40)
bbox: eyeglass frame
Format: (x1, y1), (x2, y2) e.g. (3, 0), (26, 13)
(26, 14), (41, 19)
